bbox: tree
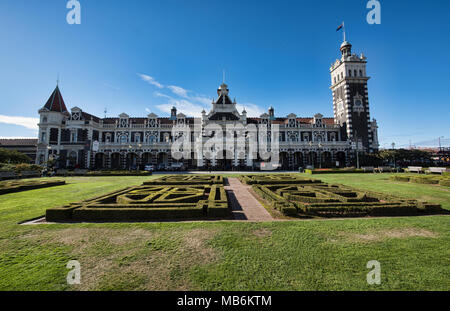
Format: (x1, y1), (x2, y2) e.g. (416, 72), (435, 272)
(0, 148), (31, 164)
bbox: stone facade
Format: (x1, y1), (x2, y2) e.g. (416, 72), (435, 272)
(36, 40), (379, 170)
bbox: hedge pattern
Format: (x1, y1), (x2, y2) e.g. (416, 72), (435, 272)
(0, 179), (66, 195)
(46, 183), (230, 222)
(239, 174), (321, 185)
(250, 175), (443, 217)
(390, 174), (450, 187)
(144, 175), (223, 185)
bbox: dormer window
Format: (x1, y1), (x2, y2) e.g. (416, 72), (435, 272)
(42, 116), (48, 123)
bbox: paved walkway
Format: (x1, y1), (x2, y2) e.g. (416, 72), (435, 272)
(225, 178), (273, 221)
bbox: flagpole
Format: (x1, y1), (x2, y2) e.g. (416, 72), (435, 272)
(343, 21), (346, 42)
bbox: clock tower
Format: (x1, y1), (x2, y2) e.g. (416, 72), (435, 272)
(330, 40), (378, 153)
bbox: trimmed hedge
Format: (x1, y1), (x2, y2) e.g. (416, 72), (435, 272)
(248, 174), (443, 218)
(46, 183), (230, 222)
(239, 174), (321, 186)
(304, 168), (364, 175)
(144, 175), (223, 185)
(390, 176), (411, 182)
(0, 179), (66, 195)
(439, 179), (450, 187)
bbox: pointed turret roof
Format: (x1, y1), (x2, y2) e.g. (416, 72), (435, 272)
(43, 86), (68, 113)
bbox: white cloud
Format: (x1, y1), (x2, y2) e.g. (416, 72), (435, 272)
(155, 94), (206, 117)
(141, 73), (266, 118)
(167, 85), (189, 98)
(236, 103), (266, 117)
(0, 115), (39, 130)
(138, 73), (164, 89)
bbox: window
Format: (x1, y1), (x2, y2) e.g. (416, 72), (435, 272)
(105, 133), (111, 143)
(354, 70), (357, 77)
(41, 132), (46, 142)
(120, 135), (128, 144)
(348, 70), (352, 77)
(135, 133), (141, 143)
(42, 116), (48, 123)
(71, 131), (77, 143)
(359, 70), (363, 77)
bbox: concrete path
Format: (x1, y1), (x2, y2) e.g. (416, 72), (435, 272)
(225, 178), (273, 221)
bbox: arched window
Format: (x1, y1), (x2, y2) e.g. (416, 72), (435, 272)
(120, 135), (128, 144)
(42, 116), (48, 123)
(348, 70), (352, 77)
(354, 70), (357, 77)
(359, 70), (363, 77)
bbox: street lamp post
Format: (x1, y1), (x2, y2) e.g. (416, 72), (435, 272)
(318, 143), (323, 169)
(391, 142), (396, 169)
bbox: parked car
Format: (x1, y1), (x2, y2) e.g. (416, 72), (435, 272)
(168, 162), (185, 171)
(156, 163), (167, 171)
(144, 165), (155, 172)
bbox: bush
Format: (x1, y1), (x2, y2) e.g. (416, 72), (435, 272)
(14, 163), (42, 172)
(410, 177), (440, 185)
(439, 179), (450, 187)
(0, 148), (31, 164)
(390, 175), (411, 182)
(0, 180), (66, 195)
(304, 168), (364, 174)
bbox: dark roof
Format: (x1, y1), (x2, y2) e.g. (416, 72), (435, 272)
(81, 112), (100, 123)
(247, 117), (336, 125)
(43, 86), (68, 113)
(209, 112), (239, 121)
(0, 138), (38, 146)
(215, 94), (234, 105)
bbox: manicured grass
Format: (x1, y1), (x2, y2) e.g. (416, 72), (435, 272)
(0, 174), (449, 290)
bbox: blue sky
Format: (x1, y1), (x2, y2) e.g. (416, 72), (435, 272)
(0, 0), (449, 148)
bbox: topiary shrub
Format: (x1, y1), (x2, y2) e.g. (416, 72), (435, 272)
(439, 179), (450, 187)
(410, 177), (440, 185)
(390, 175), (411, 182)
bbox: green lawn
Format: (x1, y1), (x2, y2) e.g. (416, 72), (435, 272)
(0, 174), (449, 291)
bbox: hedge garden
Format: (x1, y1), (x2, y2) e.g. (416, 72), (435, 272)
(246, 174), (444, 218)
(46, 175), (230, 222)
(390, 174), (450, 187)
(0, 179), (66, 195)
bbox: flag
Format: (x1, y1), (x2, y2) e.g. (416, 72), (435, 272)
(336, 23), (343, 31)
